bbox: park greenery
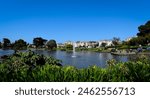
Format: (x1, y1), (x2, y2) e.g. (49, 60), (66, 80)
(0, 51), (150, 82)
(46, 40), (57, 50)
(127, 20), (150, 46)
(33, 37), (47, 48)
(12, 39), (27, 50)
(0, 20), (150, 82)
(0, 20), (150, 51)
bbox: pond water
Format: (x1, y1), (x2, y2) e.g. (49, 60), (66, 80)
(0, 49), (14, 56)
(0, 49), (130, 68)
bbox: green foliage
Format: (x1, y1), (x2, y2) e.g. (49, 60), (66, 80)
(2, 38), (11, 49)
(0, 51), (150, 82)
(0, 51), (62, 81)
(118, 45), (130, 49)
(137, 20), (150, 37)
(46, 40), (57, 50)
(33, 37), (47, 48)
(127, 20), (150, 46)
(65, 44), (73, 50)
(128, 35), (150, 46)
(12, 39), (27, 50)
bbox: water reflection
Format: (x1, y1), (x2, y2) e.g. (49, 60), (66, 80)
(0, 49), (14, 56)
(0, 49), (132, 68)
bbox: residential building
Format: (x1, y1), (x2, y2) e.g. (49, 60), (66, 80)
(98, 40), (113, 47)
(64, 41), (73, 45)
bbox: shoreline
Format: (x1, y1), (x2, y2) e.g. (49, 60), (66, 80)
(111, 52), (150, 56)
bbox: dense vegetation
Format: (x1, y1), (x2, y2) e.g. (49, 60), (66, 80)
(0, 20), (150, 51)
(127, 21), (150, 46)
(0, 51), (150, 82)
(12, 39), (27, 50)
(2, 38), (11, 49)
(33, 37), (47, 48)
(46, 40), (57, 50)
(0, 20), (150, 82)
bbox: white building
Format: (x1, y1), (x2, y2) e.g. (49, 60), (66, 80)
(98, 40), (113, 47)
(75, 41), (86, 47)
(125, 37), (132, 42)
(64, 41), (73, 45)
(64, 40), (113, 48)
(75, 41), (98, 48)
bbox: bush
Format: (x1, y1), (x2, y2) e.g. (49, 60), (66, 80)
(0, 50), (62, 81)
(0, 51), (150, 82)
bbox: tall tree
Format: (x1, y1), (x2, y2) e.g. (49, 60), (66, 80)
(46, 40), (57, 50)
(12, 39), (27, 50)
(137, 20), (150, 37)
(2, 38), (11, 49)
(128, 20), (150, 46)
(33, 37), (47, 48)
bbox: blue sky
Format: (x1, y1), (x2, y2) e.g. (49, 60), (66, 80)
(0, 0), (150, 43)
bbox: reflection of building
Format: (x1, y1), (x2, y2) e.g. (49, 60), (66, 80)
(98, 40), (113, 47)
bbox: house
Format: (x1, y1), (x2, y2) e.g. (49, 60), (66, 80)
(64, 41), (73, 45)
(75, 41), (86, 47)
(98, 40), (113, 47)
(86, 41), (99, 48)
(63, 40), (113, 48)
(75, 41), (98, 48)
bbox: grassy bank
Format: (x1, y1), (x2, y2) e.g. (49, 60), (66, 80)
(0, 51), (150, 82)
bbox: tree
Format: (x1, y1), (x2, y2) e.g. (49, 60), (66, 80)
(46, 40), (57, 50)
(127, 20), (150, 46)
(65, 44), (73, 50)
(128, 35), (150, 46)
(137, 20), (150, 37)
(33, 37), (47, 48)
(12, 39), (27, 50)
(2, 38), (11, 49)
(112, 37), (120, 46)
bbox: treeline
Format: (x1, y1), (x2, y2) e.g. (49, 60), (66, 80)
(0, 37), (57, 50)
(0, 20), (150, 50)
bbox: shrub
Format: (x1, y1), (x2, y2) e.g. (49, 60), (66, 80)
(0, 51), (150, 82)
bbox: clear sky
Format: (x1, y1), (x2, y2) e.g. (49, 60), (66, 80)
(0, 0), (150, 43)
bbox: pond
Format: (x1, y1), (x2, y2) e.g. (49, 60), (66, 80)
(0, 49), (15, 56)
(0, 49), (130, 68)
